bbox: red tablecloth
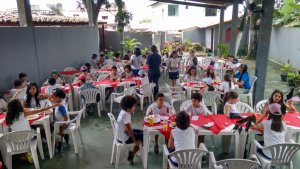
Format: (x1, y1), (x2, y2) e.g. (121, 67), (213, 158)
(142, 65), (148, 70)
(283, 112), (300, 127)
(0, 113), (5, 120)
(182, 82), (206, 88)
(93, 77), (141, 88)
(190, 115), (223, 134)
(144, 115), (175, 139)
(60, 70), (81, 75)
(210, 114), (233, 134)
(40, 86), (71, 93)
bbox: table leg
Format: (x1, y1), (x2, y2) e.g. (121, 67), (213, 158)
(235, 132), (247, 158)
(43, 119), (53, 158)
(143, 128), (149, 169)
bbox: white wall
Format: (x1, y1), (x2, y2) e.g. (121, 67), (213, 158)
(269, 28), (300, 69)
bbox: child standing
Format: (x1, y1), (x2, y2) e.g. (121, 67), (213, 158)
(116, 96), (143, 165)
(168, 50), (180, 87)
(257, 89), (297, 124)
(168, 111), (196, 167)
(146, 93), (174, 154)
(253, 103), (287, 159)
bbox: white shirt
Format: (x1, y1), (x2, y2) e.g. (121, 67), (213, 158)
(184, 103), (210, 115)
(225, 102), (239, 114)
(0, 99), (7, 112)
(10, 113), (31, 131)
(168, 58), (180, 72)
(130, 55), (142, 70)
(219, 81), (234, 93)
(148, 102), (171, 115)
(43, 77), (64, 85)
(116, 110), (131, 141)
(184, 75), (199, 82)
(263, 120), (287, 158)
(171, 127), (196, 161)
(10, 88), (27, 101)
(45, 84), (62, 95)
(24, 96), (38, 108)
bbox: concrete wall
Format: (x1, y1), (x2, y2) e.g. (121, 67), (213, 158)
(269, 28), (300, 69)
(0, 26), (99, 93)
(105, 31), (152, 51)
(182, 28), (206, 45)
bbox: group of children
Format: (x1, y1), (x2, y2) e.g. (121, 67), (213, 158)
(115, 88), (298, 165)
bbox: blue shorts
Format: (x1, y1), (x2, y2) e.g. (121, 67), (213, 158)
(169, 71), (179, 80)
(132, 69), (140, 76)
(117, 129), (143, 144)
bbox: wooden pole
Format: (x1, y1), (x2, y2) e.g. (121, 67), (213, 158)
(229, 0), (239, 56)
(218, 9), (225, 57)
(253, 0), (275, 104)
(16, 0), (33, 27)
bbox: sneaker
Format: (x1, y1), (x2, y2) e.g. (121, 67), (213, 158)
(56, 142), (62, 153)
(26, 153), (33, 163)
(154, 144), (159, 154)
(127, 150), (134, 165)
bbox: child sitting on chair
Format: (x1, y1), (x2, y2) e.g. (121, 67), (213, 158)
(146, 93), (174, 154)
(116, 96), (143, 165)
(184, 93), (210, 116)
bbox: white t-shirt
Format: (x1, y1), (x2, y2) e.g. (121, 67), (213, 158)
(130, 55), (142, 70)
(187, 56), (195, 66)
(184, 103), (210, 115)
(116, 110), (131, 141)
(148, 102), (171, 115)
(169, 58), (180, 72)
(184, 75), (199, 82)
(171, 127), (196, 161)
(225, 102), (239, 114)
(219, 81), (234, 93)
(0, 99), (7, 112)
(10, 88), (27, 101)
(263, 120), (287, 158)
(10, 113), (31, 131)
(44, 77), (64, 85)
(45, 84), (62, 95)
(24, 96), (38, 108)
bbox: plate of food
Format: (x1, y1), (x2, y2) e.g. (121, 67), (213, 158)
(26, 114), (40, 121)
(160, 116), (169, 121)
(169, 122), (177, 128)
(144, 116), (161, 123)
(203, 122), (214, 129)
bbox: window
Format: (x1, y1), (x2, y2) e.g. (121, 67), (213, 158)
(168, 5), (179, 16)
(205, 8), (217, 16)
(102, 16), (108, 20)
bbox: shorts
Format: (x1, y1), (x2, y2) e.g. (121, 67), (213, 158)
(132, 69), (140, 76)
(169, 71), (179, 80)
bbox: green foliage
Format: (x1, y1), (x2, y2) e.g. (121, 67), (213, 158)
(107, 51), (114, 59)
(273, 1), (300, 28)
(280, 63), (292, 74)
(184, 38), (193, 52)
(281, 0), (295, 16)
(121, 36), (142, 51)
(192, 43), (203, 51)
(217, 44), (230, 58)
(141, 47), (149, 55)
(115, 0), (133, 32)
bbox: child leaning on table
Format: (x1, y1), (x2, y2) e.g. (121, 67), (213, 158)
(253, 103), (287, 159)
(146, 93), (174, 154)
(168, 111), (196, 167)
(116, 95), (143, 165)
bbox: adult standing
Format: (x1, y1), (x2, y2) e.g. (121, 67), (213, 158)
(129, 48), (143, 76)
(146, 45), (161, 97)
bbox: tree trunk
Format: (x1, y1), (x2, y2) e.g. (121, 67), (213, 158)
(247, 0), (262, 58)
(85, 0), (102, 26)
(237, 11), (250, 56)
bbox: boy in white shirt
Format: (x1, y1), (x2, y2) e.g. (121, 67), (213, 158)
(116, 96), (142, 165)
(185, 93), (210, 116)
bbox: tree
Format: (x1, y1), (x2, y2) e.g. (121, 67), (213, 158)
(115, 0), (132, 32)
(76, 0), (111, 26)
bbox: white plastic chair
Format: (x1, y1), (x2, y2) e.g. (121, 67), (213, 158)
(255, 100), (268, 113)
(209, 151), (261, 169)
(141, 76), (149, 85)
(97, 74), (108, 82)
(52, 106), (85, 156)
(1, 130), (44, 169)
(61, 74), (76, 85)
(250, 139), (300, 169)
(107, 113), (136, 169)
(79, 88), (102, 117)
(165, 84), (186, 106)
(202, 91), (221, 114)
(180, 100), (192, 111)
(239, 76), (257, 108)
(236, 102), (254, 113)
(136, 83), (156, 111)
(102, 64), (112, 68)
(162, 143), (208, 169)
(63, 67), (76, 71)
(110, 86), (136, 113)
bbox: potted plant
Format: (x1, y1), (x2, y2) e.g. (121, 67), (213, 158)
(290, 72), (300, 87)
(280, 63), (292, 82)
(287, 72), (296, 86)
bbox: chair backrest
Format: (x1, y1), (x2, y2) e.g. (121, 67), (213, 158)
(263, 143), (300, 167)
(249, 76), (257, 93)
(1, 130), (37, 153)
(216, 159), (261, 169)
(73, 106), (86, 128)
(97, 75), (108, 82)
(141, 76), (149, 85)
(141, 83), (154, 97)
(79, 88), (100, 104)
(63, 67), (76, 71)
(169, 149), (208, 169)
(236, 102), (254, 113)
(61, 75), (76, 85)
(124, 86), (136, 95)
(255, 100), (268, 113)
(180, 100), (192, 111)
(104, 59), (113, 65)
(107, 113), (126, 144)
(202, 91), (221, 107)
